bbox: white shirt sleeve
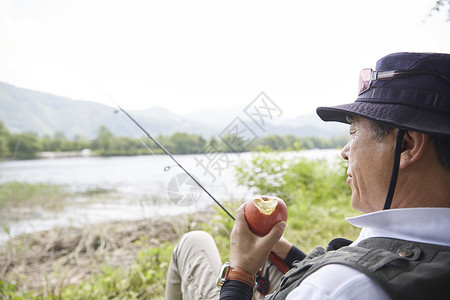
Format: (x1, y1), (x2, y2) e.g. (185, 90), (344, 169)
(285, 264), (391, 300)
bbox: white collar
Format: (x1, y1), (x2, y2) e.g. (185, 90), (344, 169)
(346, 207), (450, 247)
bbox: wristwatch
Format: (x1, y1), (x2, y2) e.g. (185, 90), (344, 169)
(216, 262), (256, 288)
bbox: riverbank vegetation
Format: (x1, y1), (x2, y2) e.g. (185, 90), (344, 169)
(0, 121), (348, 160)
(0, 183), (117, 236)
(0, 182), (69, 211)
(0, 151), (359, 299)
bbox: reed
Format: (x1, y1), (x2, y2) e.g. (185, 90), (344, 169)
(0, 182), (69, 211)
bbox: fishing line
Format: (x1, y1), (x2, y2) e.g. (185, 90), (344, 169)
(89, 77), (160, 158)
(88, 77), (235, 220)
(12, 134), (22, 160)
(164, 165), (178, 172)
(117, 105), (236, 220)
(112, 104), (158, 156)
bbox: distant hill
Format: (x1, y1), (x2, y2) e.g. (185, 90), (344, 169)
(0, 81), (204, 139)
(0, 81), (347, 139)
(183, 107), (348, 137)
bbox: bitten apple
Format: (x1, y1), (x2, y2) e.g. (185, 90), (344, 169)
(244, 196), (288, 237)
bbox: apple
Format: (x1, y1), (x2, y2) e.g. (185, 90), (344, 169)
(244, 196), (288, 237)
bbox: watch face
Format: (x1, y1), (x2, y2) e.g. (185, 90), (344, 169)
(216, 262), (230, 287)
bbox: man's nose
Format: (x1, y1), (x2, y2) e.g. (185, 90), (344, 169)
(341, 141), (350, 160)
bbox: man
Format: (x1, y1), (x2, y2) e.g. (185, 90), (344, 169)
(166, 52), (450, 300)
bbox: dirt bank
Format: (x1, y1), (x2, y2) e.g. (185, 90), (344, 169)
(0, 209), (215, 294)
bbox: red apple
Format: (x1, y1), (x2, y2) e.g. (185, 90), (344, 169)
(244, 196), (288, 237)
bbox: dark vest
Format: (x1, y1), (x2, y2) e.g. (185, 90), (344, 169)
(268, 237), (450, 300)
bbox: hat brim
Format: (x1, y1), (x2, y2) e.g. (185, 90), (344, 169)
(316, 102), (450, 136)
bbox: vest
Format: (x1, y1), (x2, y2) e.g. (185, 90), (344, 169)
(268, 237), (450, 300)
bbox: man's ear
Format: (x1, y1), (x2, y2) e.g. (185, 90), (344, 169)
(399, 131), (429, 169)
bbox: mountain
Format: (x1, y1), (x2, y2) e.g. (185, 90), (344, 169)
(266, 114), (348, 137)
(0, 81), (204, 139)
(182, 107), (348, 137)
(0, 81), (347, 139)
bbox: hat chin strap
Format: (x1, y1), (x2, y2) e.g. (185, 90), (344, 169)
(383, 129), (406, 210)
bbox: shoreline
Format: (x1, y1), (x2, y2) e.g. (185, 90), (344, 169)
(0, 209), (216, 293)
(38, 151), (95, 159)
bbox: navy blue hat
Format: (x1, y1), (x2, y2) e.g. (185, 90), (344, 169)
(317, 52), (450, 136)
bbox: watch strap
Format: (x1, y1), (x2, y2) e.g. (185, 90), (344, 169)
(225, 265), (255, 287)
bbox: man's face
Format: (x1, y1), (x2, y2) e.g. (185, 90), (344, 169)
(341, 117), (396, 213)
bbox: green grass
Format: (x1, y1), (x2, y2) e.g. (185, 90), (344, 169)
(75, 187), (114, 196)
(0, 243), (174, 299)
(1, 152), (361, 299)
(0, 181), (69, 211)
(56, 242), (173, 300)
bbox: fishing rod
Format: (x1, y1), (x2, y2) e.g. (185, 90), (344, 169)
(88, 77), (235, 219)
(116, 105), (235, 220)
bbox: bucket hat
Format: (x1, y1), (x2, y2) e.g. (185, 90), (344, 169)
(317, 52), (450, 136)
(317, 52), (450, 210)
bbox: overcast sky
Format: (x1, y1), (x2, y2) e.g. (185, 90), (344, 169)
(1, 0), (449, 117)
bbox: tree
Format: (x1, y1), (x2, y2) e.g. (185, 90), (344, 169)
(92, 126), (114, 154)
(9, 132), (42, 159)
(259, 135), (287, 150)
(50, 132), (71, 151)
(220, 134), (249, 153)
(430, 0), (450, 20)
(168, 133), (206, 154)
(73, 134), (91, 151)
(0, 121), (11, 158)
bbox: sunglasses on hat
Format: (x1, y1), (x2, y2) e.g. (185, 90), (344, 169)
(358, 68), (450, 95)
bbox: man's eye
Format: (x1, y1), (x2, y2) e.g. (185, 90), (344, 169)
(349, 130), (356, 136)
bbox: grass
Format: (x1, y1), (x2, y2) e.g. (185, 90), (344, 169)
(75, 187), (114, 196)
(55, 242), (174, 299)
(0, 181), (69, 211)
(0, 152), (361, 299)
(0, 243), (174, 299)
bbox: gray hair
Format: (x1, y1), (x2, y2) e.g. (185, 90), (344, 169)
(346, 115), (450, 172)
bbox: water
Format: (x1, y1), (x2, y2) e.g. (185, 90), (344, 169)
(0, 149), (341, 242)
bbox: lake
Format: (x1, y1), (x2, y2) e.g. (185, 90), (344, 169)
(0, 149), (341, 243)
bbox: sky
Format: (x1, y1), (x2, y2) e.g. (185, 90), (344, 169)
(0, 0), (449, 118)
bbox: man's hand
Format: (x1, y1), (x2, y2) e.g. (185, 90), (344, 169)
(272, 237), (293, 260)
(229, 203), (286, 275)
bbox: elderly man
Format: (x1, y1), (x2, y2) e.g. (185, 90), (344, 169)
(166, 52), (450, 300)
